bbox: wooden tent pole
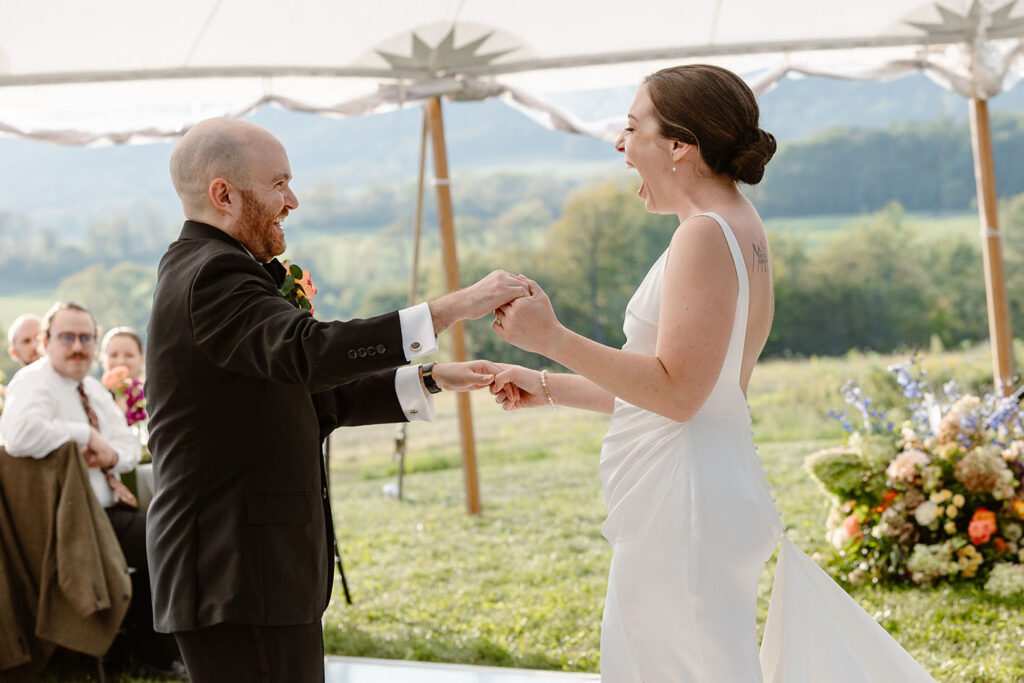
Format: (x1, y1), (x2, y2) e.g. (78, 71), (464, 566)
(425, 96), (482, 515)
(410, 108), (429, 307)
(968, 97), (1015, 395)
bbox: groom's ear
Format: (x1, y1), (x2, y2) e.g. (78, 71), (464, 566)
(208, 178), (236, 217)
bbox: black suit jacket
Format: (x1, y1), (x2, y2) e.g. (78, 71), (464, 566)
(145, 220), (411, 632)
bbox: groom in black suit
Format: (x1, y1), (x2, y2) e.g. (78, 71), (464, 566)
(145, 118), (527, 682)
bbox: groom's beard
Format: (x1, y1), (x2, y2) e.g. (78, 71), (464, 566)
(237, 189), (286, 263)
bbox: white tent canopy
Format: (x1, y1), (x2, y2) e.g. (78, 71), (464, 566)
(2, 0), (1024, 144)
(3, 0), (1023, 512)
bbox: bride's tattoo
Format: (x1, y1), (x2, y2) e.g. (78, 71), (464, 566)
(752, 241), (770, 272)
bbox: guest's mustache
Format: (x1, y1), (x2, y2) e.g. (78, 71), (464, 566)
(68, 353), (89, 361)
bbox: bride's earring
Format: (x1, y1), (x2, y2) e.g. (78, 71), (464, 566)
(672, 166), (677, 172)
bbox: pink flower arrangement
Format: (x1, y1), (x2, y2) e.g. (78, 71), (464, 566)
(102, 365), (147, 426)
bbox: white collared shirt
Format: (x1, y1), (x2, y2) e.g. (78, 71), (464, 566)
(0, 356), (141, 508)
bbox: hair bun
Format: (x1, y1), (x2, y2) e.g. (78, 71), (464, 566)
(730, 128), (777, 185)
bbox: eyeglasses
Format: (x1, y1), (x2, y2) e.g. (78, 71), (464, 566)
(51, 332), (96, 347)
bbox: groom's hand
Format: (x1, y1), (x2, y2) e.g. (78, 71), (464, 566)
(428, 270), (530, 335)
(431, 360), (501, 392)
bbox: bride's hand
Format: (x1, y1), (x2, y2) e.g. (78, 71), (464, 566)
(490, 364), (549, 410)
(492, 277), (563, 357)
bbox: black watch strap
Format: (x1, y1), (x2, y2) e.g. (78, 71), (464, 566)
(420, 362), (442, 394)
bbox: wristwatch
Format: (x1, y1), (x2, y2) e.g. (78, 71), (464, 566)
(420, 362), (442, 394)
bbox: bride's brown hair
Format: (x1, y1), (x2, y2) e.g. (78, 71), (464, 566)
(644, 64), (776, 185)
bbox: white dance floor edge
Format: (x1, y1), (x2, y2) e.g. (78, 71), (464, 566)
(324, 656), (600, 682)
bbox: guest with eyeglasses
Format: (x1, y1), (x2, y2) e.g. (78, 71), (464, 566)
(0, 301), (181, 674)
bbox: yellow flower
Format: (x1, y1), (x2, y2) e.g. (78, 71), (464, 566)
(952, 493), (966, 508)
(944, 521), (957, 534)
(936, 506), (945, 518)
(939, 489), (953, 502)
(930, 491), (944, 503)
(946, 505), (958, 518)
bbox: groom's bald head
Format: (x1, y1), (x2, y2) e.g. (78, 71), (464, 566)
(169, 118), (273, 217)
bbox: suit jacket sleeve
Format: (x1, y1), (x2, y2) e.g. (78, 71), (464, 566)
(311, 369), (409, 442)
(189, 251), (408, 394)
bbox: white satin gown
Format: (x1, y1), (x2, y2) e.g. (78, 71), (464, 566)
(597, 213), (935, 682)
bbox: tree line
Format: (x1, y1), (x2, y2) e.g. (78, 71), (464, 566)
(5, 117), (1024, 373)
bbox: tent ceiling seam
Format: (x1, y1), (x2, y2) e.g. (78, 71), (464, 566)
(183, 0), (224, 67)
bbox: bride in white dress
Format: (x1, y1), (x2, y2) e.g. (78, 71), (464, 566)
(490, 65), (935, 682)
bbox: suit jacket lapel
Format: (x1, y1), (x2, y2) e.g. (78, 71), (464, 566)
(263, 258), (287, 288)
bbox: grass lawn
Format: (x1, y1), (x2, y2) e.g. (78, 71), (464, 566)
(324, 349), (1024, 682)
(42, 347), (1024, 681)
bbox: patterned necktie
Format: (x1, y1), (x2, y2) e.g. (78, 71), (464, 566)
(77, 383), (139, 509)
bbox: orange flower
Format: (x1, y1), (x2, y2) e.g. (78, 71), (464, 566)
(994, 536), (1009, 553)
(299, 270), (317, 298)
(883, 490), (899, 504)
(296, 270), (317, 315)
(968, 508), (998, 545)
(1011, 499), (1024, 520)
(101, 365), (130, 390)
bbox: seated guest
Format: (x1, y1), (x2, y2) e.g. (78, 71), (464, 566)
(7, 313), (42, 366)
(0, 301), (177, 672)
(100, 327), (144, 380)
(100, 327), (148, 428)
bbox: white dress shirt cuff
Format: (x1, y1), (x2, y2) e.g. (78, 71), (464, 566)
(68, 421), (91, 448)
(395, 365), (435, 422)
(399, 302), (438, 360)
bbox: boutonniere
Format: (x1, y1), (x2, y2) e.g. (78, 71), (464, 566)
(281, 260), (317, 314)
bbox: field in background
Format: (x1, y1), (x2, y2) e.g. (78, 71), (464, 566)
(764, 211), (979, 251)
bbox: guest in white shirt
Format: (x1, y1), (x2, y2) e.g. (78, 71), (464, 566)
(0, 301), (179, 670)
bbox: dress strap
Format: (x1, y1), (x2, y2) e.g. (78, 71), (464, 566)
(697, 212), (749, 379)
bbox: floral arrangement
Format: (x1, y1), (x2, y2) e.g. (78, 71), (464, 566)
(805, 356), (1024, 597)
(280, 261), (317, 314)
(101, 365), (147, 427)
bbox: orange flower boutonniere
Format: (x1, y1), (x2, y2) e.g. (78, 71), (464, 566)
(280, 261), (317, 315)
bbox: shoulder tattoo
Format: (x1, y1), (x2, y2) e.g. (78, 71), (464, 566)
(752, 241), (770, 272)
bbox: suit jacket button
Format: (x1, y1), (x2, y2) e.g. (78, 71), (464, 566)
(348, 350), (358, 359)
(409, 341), (421, 352)
(358, 348), (367, 357)
(376, 344), (386, 354)
(367, 347), (377, 356)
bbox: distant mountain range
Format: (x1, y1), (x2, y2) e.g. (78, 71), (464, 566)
(2, 73), (1023, 238)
